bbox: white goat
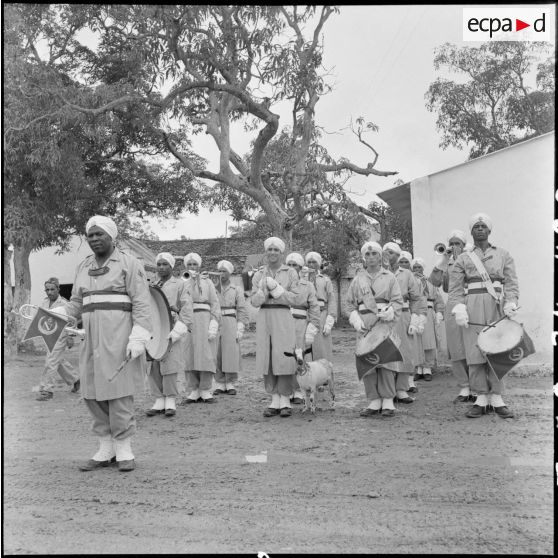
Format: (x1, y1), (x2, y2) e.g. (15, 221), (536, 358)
(284, 347), (335, 414)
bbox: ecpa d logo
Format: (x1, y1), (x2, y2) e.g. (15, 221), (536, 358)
(463, 7), (554, 42)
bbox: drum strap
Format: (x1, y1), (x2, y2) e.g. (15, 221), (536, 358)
(466, 251), (501, 303)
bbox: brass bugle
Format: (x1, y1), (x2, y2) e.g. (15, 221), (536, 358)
(434, 242), (448, 255)
(182, 270), (221, 279)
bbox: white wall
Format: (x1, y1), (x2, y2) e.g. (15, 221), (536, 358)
(28, 236), (93, 306)
(410, 133), (554, 361)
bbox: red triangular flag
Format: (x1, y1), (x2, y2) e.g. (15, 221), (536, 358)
(22, 307), (69, 353)
(516, 19), (530, 31)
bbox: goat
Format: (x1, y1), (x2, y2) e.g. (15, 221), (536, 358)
(283, 347), (335, 414)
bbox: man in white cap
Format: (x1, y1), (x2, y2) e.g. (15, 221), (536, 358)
(35, 277), (81, 401)
(412, 257), (445, 382)
(251, 237), (299, 417)
(398, 251), (413, 270)
(383, 242), (427, 403)
(346, 241), (403, 417)
(212, 260), (249, 396)
(146, 253), (193, 417)
(429, 230), (474, 403)
(181, 253), (221, 403)
(61, 215), (152, 472)
(305, 251), (337, 363)
(285, 252), (320, 404)
(448, 213), (519, 419)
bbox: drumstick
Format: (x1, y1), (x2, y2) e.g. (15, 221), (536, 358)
(108, 356), (131, 382)
(470, 307), (521, 331)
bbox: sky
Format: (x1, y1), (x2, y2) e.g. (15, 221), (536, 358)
(128, 5), (554, 239)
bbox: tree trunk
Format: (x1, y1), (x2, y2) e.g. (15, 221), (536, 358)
(3, 243), (17, 357)
(11, 241), (33, 353)
(335, 270), (343, 321)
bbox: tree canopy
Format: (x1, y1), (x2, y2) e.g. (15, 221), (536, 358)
(15, 4), (397, 244)
(425, 42), (554, 159)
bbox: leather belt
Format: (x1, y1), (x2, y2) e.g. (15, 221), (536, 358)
(193, 302), (211, 313)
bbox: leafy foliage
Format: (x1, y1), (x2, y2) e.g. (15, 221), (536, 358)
(15, 4), (397, 243)
(425, 42), (554, 159)
(3, 4), (199, 253)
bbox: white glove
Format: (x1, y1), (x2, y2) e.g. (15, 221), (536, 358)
(266, 277), (278, 290)
(434, 253), (450, 272)
(503, 301), (518, 318)
(126, 324), (151, 359)
(452, 303), (469, 328)
(167, 320), (188, 344)
(305, 322), (319, 346)
(207, 319), (219, 341)
(323, 314), (335, 336)
(349, 310), (366, 333)
(435, 312), (444, 325)
(416, 314), (427, 334)
(408, 313), (420, 335)
(378, 306), (395, 322)
(269, 283), (285, 299)
(236, 321), (245, 341)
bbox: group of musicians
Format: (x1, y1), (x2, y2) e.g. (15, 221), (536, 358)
(39, 211), (519, 471)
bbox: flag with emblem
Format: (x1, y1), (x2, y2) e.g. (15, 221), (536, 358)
(22, 307), (69, 353)
(355, 337), (403, 381)
(486, 330), (536, 380)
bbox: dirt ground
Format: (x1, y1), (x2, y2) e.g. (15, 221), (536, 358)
(2, 327), (554, 555)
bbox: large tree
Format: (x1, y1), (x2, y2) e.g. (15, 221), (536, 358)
(26, 5), (397, 245)
(3, 4), (198, 352)
(425, 42), (554, 159)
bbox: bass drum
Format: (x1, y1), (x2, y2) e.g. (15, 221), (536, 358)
(355, 321), (403, 381)
(146, 285), (173, 361)
(476, 318), (535, 379)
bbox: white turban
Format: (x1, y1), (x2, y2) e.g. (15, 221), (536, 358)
(184, 252), (202, 266)
(85, 215), (118, 239)
(447, 229), (466, 244)
(382, 241), (401, 254)
(285, 252), (304, 267)
(361, 241), (383, 257)
(264, 236), (286, 253)
(412, 257), (425, 269)
(469, 213), (492, 232)
(156, 252), (176, 269)
(217, 260), (234, 274)
(399, 251), (413, 262)
(305, 251), (323, 267)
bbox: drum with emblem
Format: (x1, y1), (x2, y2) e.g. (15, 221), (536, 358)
(146, 285), (173, 361)
(355, 322), (403, 381)
(476, 318), (535, 379)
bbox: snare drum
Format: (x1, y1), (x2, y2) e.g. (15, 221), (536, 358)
(477, 319), (535, 379)
(355, 322), (403, 381)
(146, 285), (173, 361)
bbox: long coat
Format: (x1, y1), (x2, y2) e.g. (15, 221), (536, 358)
(429, 260), (466, 362)
(151, 276), (193, 375)
(448, 244), (519, 365)
(251, 264), (299, 376)
(310, 273), (336, 361)
(66, 248), (152, 401)
(216, 283), (249, 374)
(393, 267), (427, 372)
(346, 267), (403, 372)
(290, 278), (321, 349)
(414, 273), (445, 352)
(184, 276), (221, 373)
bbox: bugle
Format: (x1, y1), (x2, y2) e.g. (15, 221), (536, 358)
(434, 242), (447, 255)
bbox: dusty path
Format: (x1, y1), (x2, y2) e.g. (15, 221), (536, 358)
(2, 329), (553, 554)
